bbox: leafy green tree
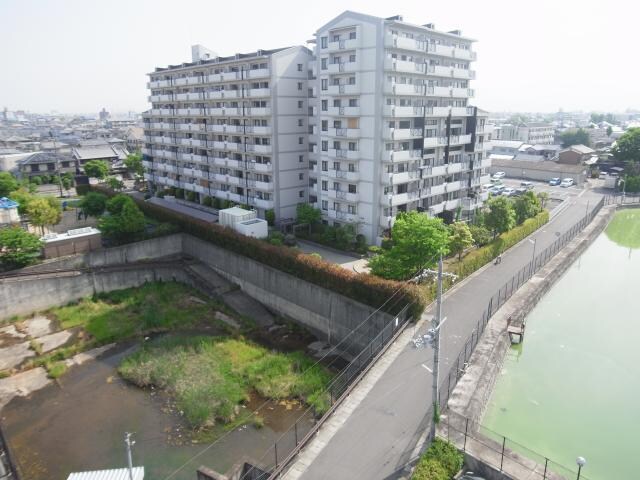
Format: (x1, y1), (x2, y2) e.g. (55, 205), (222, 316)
(469, 224), (491, 247)
(513, 191), (542, 224)
(265, 209), (275, 226)
(79, 192), (108, 217)
(536, 191), (550, 209)
(106, 176), (125, 191)
(99, 196), (145, 243)
(448, 222), (473, 261)
(560, 128), (590, 147)
(369, 211), (449, 280)
(613, 128), (640, 164)
(7, 187), (34, 214)
(606, 126), (613, 137)
(30, 176), (43, 186)
(484, 196), (516, 237)
(61, 173), (74, 191)
(0, 227), (42, 269)
(0, 172), (19, 197)
(296, 203), (321, 234)
(124, 151), (144, 176)
(26, 197), (62, 234)
(83, 160), (110, 179)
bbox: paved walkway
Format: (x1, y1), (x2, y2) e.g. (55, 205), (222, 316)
(296, 240), (369, 273)
(284, 187), (603, 480)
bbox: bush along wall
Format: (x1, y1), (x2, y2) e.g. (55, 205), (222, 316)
(455, 210), (549, 279)
(90, 186), (426, 318)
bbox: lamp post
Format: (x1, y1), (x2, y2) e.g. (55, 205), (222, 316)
(576, 456), (586, 480)
(529, 238), (537, 262)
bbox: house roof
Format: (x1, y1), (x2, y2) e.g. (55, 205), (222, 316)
(78, 138), (110, 147)
(66, 467), (144, 480)
(19, 151), (72, 165)
(73, 146), (119, 160)
(0, 197), (19, 210)
(492, 140), (524, 149)
(491, 157), (586, 173)
(562, 144), (595, 155)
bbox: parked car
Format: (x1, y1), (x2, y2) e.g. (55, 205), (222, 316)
(492, 171), (506, 179)
(513, 187), (527, 196)
(520, 181), (534, 190)
(482, 183), (494, 191)
(502, 187), (516, 196)
(549, 177), (561, 186)
(560, 178), (575, 187)
(490, 177), (503, 184)
(489, 185), (505, 195)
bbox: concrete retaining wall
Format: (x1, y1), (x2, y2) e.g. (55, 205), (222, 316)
(183, 235), (392, 354)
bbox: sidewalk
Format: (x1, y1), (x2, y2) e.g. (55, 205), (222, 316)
(284, 188), (603, 480)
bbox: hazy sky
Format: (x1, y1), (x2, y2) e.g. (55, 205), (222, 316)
(1, 0), (637, 115)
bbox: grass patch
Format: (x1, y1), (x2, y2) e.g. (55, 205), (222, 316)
(412, 438), (463, 480)
(49, 282), (228, 344)
(118, 336), (332, 430)
(605, 209), (640, 248)
(46, 361), (68, 379)
(29, 340), (43, 355)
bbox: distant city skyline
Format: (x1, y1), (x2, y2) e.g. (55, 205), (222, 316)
(1, 0), (637, 114)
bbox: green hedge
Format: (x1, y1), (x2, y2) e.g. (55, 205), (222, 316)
(91, 186), (426, 318)
(456, 210), (549, 279)
(412, 439), (463, 480)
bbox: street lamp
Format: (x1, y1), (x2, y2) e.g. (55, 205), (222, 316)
(528, 238), (537, 262)
(576, 456), (586, 480)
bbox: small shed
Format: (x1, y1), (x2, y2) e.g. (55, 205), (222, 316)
(218, 207), (256, 228)
(235, 218), (269, 239)
(0, 197), (20, 225)
(67, 467), (144, 480)
(41, 227), (102, 258)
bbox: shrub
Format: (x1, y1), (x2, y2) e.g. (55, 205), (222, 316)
(212, 197), (221, 209)
(75, 184), (91, 196)
(155, 189), (165, 198)
(469, 224), (491, 247)
(90, 185), (426, 318)
(456, 210), (549, 278)
(202, 196), (213, 207)
(175, 188), (185, 199)
(30, 176), (42, 185)
(411, 439), (463, 480)
(284, 234), (297, 247)
(411, 458), (448, 480)
(186, 191), (196, 202)
(265, 209), (275, 226)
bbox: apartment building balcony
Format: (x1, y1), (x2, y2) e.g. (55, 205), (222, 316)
(328, 189), (359, 202)
(247, 161), (272, 173)
(327, 148), (359, 160)
(381, 190), (420, 207)
(244, 125), (272, 135)
(326, 127), (360, 138)
(381, 170), (420, 185)
(150, 108), (175, 116)
(142, 159), (153, 169)
(245, 68), (270, 79)
(327, 37), (360, 52)
(479, 191), (489, 201)
(207, 124), (236, 133)
(327, 169), (359, 181)
(143, 172), (154, 181)
(206, 90), (240, 100)
(461, 196), (482, 211)
(327, 61), (359, 74)
(480, 158), (491, 169)
(480, 174), (491, 184)
(448, 134), (473, 146)
(383, 128), (423, 140)
(212, 173), (243, 186)
(177, 123), (206, 132)
(384, 58), (426, 74)
(247, 180), (273, 191)
(149, 79), (171, 88)
(174, 76), (203, 86)
(246, 144), (272, 154)
(149, 94), (173, 102)
(148, 122), (164, 130)
(180, 167), (197, 177)
(428, 202), (445, 215)
(379, 213), (396, 229)
(206, 71), (240, 83)
(246, 88), (271, 97)
(164, 164), (178, 174)
(207, 107), (242, 116)
(424, 136), (448, 148)
(327, 209), (358, 222)
(326, 84), (359, 95)
(384, 34), (430, 53)
(212, 140), (243, 152)
(248, 197), (274, 209)
(246, 107), (271, 116)
(451, 87), (474, 98)
(383, 149), (422, 162)
(423, 106), (453, 117)
(175, 92), (205, 101)
(179, 138), (205, 147)
(451, 106), (475, 116)
(326, 106), (360, 116)
(444, 198), (461, 210)
(383, 105), (425, 117)
(445, 180), (463, 193)
(212, 156), (243, 169)
(156, 150), (177, 161)
(191, 169), (208, 179)
(142, 147), (153, 156)
(384, 82), (424, 96)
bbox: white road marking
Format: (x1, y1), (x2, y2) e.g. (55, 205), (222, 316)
(421, 364), (432, 373)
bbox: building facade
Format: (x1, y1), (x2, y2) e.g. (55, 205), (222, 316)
(143, 45), (313, 221)
(308, 12), (490, 243)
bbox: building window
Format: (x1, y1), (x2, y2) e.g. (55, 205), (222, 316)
(349, 54), (356, 63)
(321, 78), (328, 90)
(298, 100), (303, 108)
(298, 118), (303, 126)
(298, 82), (303, 90)
(349, 31), (356, 40)
(299, 190), (304, 198)
(349, 98), (358, 107)
(297, 63), (303, 71)
(321, 120), (328, 131)
(348, 184), (357, 193)
(322, 160), (328, 171)
(321, 58), (327, 70)
(348, 77), (356, 85)
(321, 37), (328, 48)
(321, 100), (328, 111)
(348, 142), (357, 151)
(299, 173), (304, 180)
(321, 141), (328, 152)
(321, 200), (328, 210)
(299, 155), (304, 162)
(321, 180), (328, 191)
(299, 137), (304, 144)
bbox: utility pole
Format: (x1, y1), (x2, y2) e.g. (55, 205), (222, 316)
(125, 432), (135, 480)
(430, 254), (444, 439)
(50, 130), (64, 197)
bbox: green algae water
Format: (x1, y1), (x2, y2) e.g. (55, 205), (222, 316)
(483, 210), (640, 480)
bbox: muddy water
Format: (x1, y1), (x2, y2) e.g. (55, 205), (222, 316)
(2, 345), (315, 480)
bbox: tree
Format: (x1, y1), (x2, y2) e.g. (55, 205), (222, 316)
(560, 128), (590, 148)
(536, 191), (550, 209)
(369, 211), (449, 280)
(99, 196), (146, 243)
(0, 227), (42, 269)
(83, 160), (110, 179)
(606, 126), (613, 137)
(265, 209), (275, 226)
(484, 196), (516, 237)
(26, 197), (62, 234)
(469, 224), (491, 247)
(79, 192), (108, 217)
(61, 173), (74, 191)
(124, 151), (144, 176)
(106, 176), (125, 191)
(513, 191), (542, 224)
(448, 222), (473, 261)
(7, 187), (34, 214)
(613, 128), (640, 164)
(0, 172), (19, 197)
(296, 203), (321, 234)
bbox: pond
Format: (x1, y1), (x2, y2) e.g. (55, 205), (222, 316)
(2, 344), (314, 480)
(483, 209), (640, 479)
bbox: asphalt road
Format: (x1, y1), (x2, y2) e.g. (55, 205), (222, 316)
(295, 186), (604, 480)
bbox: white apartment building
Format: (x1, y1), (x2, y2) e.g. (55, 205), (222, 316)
(307, 11), (491, 244)
(143, 45), (312, 221)
(494, 122), (555, 145)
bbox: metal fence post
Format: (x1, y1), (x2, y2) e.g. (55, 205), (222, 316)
(463, 418), (469, 451)
(543, 458), (548, 479)
(274, 443), (278, 468)
(294, 420), (298, 446)
(500, 436), (506, 471)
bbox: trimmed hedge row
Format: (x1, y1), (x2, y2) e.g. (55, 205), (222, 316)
(91, 186), (426, 318)
(455, 210), (550, 278)
(411, 439), (463, 480)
